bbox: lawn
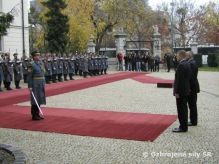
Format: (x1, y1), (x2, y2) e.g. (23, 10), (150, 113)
(199, 66), (219, 72)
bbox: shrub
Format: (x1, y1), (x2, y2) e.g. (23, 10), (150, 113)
(193, 54), (202, 67)
(216, 53), (219, 67)
(207, 54), (218, 67)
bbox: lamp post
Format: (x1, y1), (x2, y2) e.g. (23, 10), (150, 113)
(21, 0), (25, 57)
(30, 24), (34, 53)
(170, 1), (175, 55)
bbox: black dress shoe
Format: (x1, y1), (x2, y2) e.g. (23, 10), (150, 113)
(188, 122), (197, 126)
(172, 128), (187, 133)
(32, 117), (41, 121)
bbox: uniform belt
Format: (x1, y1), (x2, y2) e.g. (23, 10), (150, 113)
(33, 77), (44, 80)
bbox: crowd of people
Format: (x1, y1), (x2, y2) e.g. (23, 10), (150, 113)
(122, 52), (161, 72)
(0, 52), (108, 92)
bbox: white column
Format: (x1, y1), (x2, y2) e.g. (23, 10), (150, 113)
(152, 25), (161, 58)
(114, 29), (127, 71)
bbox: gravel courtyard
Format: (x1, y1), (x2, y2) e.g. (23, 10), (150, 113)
(0, 71), (219, 164)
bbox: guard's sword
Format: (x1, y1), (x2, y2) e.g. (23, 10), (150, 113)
(31, 90), (44, 117)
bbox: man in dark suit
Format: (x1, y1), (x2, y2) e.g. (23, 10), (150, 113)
(186, 51), (200, 126)
(173, 50), (191, 132)
(164, 53), (171, 72)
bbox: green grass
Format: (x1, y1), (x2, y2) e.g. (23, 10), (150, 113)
(199, 66), (219, 72)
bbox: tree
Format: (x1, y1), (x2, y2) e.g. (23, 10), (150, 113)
(29, 0), (49, 52)
(157, 0), (206, 48)
(91, 0), (153, 52)
(199, 2), (219, 44)
(64, 0), (94, 52)
(0, 12), (14, 37)
(42, 0), (69, 54)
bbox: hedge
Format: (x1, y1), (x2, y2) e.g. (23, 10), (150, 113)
(207, 54), (218, 67)
(216, 54), (219, 67)
(193, 54), (202, 67)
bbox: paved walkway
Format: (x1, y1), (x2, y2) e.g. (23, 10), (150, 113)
(0, 71), (219, 163)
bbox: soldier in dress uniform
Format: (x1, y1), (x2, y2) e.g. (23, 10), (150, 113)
(98, 56), (102, 75)
(57, 56), (64, 82)
(13, 53), (22, 89)
(28, 51), (46, 121)
(51, 55), (58, 83)
(13, 60), (23, 89)
(103, 56), (108, 74)
(78, 55), (83, 76)
(99, 56), (104, 75)
(3, 53), (14, 90)
(63, 57), (69, 81)
(75, 54), (79, 75)
(0, 56), (5, 91)
(22, 57), (30, 83)
(68, 56), (75, 80)
(43, 57), (52, 84)
(88, 55), (94, 76)
(82, 55), (89, 78)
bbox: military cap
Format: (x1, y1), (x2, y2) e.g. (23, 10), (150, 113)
(31, 51), (40, 57)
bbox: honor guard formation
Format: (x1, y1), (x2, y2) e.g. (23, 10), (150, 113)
(0, 52), (108, 92)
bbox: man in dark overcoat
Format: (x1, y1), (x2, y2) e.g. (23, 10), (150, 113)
(186, 51), (200, 126)
(173, 50), (191, 132)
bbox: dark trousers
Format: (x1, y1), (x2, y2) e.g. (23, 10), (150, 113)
(4, 81), (11, 90)
(64, 74), (68, 81)
(75, 68), (79, 75)
(31, 104), (40, 119)
(83, 72), (88, 78)
(69, 73), (74, 80)
(52, 74), (57, 82)
(100, 69), (103, 75)
(132, 63), (136, 71)
(58, 74), (63, 82)
(150, 65), (155, 72)
(167, 63), (170, 72)
(0, 81), (2, 91)
(155, 64), (159, 72)
(79, 70), (82, 76)
(15, 80), (20, 88)
(176, 96), (188, 131)
(45, 76), (51, 84)
(23, 74), (27, 83)
(188, 93), (198, 125)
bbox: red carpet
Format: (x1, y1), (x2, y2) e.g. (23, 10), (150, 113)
(131, 74), (173, 84)
(0, 72), (143, 107)
(0, 72), (177, 141)
(0, 105), (176, 141)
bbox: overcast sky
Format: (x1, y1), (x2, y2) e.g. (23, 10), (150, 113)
(148, 0), (218, 9)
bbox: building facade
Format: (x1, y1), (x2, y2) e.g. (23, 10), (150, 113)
(0, 0), (29, 58)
